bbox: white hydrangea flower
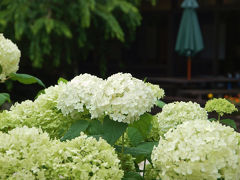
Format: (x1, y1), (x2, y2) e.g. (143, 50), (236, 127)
(103, 73), (164, 123)
(151, 120), (240, 180)
(156, 101), (208, 137)
(0, 127), (123, 179)
(57, 74), (107, 119)
(0, 34), (21, 81)
(57, 73), (164, 124)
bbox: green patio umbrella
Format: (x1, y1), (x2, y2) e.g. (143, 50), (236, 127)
(175, 0), (204, 80)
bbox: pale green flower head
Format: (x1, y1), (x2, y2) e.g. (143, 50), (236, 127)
(0, 34), (20, 81)
(103, 73), (164, 124)
(57, 73), (106, 119)
(205, 98), (238, 116)
(155, 101), (208, 137)
(151, 120), (240, 180)
(0, 83), (79, 138)
(0, 127), (124, 180)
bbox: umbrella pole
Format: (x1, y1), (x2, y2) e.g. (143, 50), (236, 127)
(187, 56), (191, 80)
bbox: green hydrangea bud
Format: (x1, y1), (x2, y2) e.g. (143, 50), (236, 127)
(205, 98), (238, 116)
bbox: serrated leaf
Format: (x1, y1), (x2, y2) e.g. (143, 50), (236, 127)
(102, 116), (128, 145)
(130, 113), (152, 139)
(156, 100), (166, 108)
(10, 73), (45, 87)
(0, 93), (10, 106)
(57, 77), (68, 84)
(221, 119), (237, 130)
(123, 171), (143, 180)
(127, 127), (143, 146)
(61, 120), (89, 141)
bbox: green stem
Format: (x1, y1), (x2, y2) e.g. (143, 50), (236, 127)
(121, 134), (125, 169)
(218, 114), (221, 121)
(121, 133), (124, 154)
(143, 159), (146, 178)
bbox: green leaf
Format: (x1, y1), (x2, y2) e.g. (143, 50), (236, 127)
(115, 142), (158, 157)
(87, 119), (103, 135)
(61, 120), (89, 141)
(127, 127), (143, 146)
(134, 155), (145, 164)
(130, 113), (152, 139)
(156, 100), (166, 108)
(102, 116), (128, 145)
(221, 119), (237, 130)
(10, 73), (45, 88)
(209, 118), (217, 122)
(123, 171), (143, 180)
(57, 77), (68, 84)
(143, 77), (147, 82)
(0, 93), (10, 106)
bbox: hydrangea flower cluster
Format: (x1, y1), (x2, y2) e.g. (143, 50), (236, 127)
(0, 127), (123, 179)
(57, 74), (106, 118)
(0, 34), (21, 81)
(205, 98), (238, 116)
(151, 120), (240, 180)
(0, 83), (79, 138)
(103, 73), (164, 123)
(57, 73), (164, 124)
(155, 101), (208, 137)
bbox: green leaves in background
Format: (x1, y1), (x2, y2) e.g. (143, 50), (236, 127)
(10, 73), (45, 87)
(0, 0), (143, 69)
(0, 93), (10, 106)
(221, 119), (237, 130)
(61, 120), (89, 141)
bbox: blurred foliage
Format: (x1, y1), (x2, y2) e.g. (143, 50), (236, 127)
(0, 0), (156, 75)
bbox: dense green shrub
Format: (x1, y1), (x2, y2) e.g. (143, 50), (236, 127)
(0, 0), (156, 72)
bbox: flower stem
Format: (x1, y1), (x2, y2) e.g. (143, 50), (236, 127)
(143, 159), (146, 178)
(121, 133), (124, 154)
(218, 114), (220, 121)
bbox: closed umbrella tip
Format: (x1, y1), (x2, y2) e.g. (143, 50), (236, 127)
(181, 0), (199, 8)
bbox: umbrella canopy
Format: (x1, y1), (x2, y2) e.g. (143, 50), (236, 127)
(175, 0), (204, 79)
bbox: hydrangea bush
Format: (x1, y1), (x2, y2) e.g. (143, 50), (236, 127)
(0, 126), (123, 180)
(57, 73), (164, 124)
(0, 83), (79, 138)
(151, 120), (240, 180)
(1, 35), (240, 179)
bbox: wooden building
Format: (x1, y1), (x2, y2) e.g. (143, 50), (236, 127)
(109, 0), (240, 78)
